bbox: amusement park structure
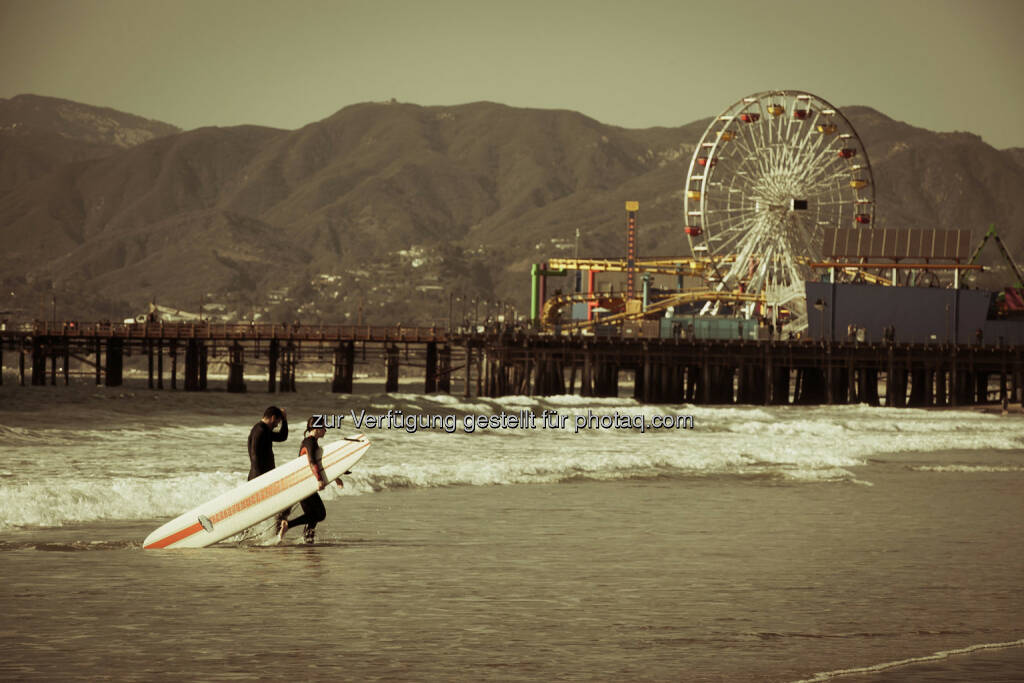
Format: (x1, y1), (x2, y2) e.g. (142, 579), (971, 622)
(531, 90), (991, 340)
(7, 90), (1024, 406)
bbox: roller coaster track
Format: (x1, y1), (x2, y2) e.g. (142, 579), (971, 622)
(545, 257), (715, 276)
(539, 256), (895, 330)
(543, 290), (766, 330)
(545, 256), (894, 286)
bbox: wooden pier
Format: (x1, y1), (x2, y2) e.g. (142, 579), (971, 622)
(1, 321), (1022, 408)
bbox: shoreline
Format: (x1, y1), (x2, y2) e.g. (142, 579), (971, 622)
(3, 474), (1023, 681)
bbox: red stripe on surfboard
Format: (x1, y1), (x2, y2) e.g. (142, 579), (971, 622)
(147, 439), (370, 549)
(207, 440), (369, 525)
(144, 522), (203, 549)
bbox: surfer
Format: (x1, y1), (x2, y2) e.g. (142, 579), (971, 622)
(248, 406), (289, 535)
(247, 406), (289, 479)
(278, 416), (331, 544)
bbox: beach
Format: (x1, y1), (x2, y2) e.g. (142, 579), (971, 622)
(1, 379), (1022, 681)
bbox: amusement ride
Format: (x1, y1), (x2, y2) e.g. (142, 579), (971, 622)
(536, 89), (877, 334)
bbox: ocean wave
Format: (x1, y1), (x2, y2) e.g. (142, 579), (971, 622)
(907, 464), (1024, 473)
(0, 424), (51, 447)
(3, 396), (1022, 527)
(337, 458), (869, 495)
(0, 450), (870, 528)
(0, 471), (243, 529)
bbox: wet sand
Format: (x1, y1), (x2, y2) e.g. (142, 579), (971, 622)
(2, 460), (1022, 681)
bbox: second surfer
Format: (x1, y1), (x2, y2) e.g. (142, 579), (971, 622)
(278, 416), (338, 544)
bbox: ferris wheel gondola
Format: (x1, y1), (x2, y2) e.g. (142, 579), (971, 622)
(683, 90), (875, 328)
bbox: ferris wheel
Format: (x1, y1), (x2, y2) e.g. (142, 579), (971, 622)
(683, 90), (874, 324)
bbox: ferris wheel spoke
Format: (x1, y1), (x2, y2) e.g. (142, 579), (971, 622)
(795, 144), (848, 187)
(712, 218), (764, 255)
(719, 214), (771, 265)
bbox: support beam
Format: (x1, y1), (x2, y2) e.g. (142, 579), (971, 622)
(31, 339), (45, 385)
(267, 339), (278, 393)
(332, 342), (354, 393)
(438, 345), (451, 394)
(385, 344), (400, 393)
(105, 338), (123, 387)
(228, 341), (246, 393)
(425, 342), (437, 393)
(170, 340), (178, 390)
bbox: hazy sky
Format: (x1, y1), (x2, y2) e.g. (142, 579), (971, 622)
(1, 0), (1022, 148)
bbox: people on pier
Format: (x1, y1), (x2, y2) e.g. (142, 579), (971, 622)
(247, 406), (289, 534)
(278, 416), (332, 544)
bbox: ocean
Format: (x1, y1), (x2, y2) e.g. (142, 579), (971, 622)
(1, 376), (1022, 681)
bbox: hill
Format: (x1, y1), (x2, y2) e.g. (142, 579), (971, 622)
(0, 94), (181, 197)
(2, 97), (1022, 323)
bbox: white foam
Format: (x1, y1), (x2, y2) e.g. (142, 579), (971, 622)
(792, 637), (1024, 682)
(908, 464), (1024, 473)
(0, 472), (243, 528)
(2, 401), (1022, 528)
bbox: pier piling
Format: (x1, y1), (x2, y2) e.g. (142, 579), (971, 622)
(105, 338), (123, 387)
(228, 342), (246, 393)
(3, 322), (1020, 407)
(438, 345), (451, 394)
(332, 342), (354, 393)
(385, 344), (400, 393)
(424, 342), (437, 393)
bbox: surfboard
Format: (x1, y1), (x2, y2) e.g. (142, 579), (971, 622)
(144, 434), (370, 549)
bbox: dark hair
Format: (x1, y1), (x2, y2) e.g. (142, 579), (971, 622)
(305, 416), (320, 434)
(263, 406), (284, 420)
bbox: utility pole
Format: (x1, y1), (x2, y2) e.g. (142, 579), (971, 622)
(574, 227), (582, 293)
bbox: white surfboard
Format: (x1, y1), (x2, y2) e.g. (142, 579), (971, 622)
(144, 434), (370, 549)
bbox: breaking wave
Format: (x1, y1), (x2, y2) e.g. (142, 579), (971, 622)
(2, 394), (1022, 528)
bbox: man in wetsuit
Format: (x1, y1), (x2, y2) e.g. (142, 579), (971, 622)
(248, 406), (289, 536)
(247, 406), (289, 480)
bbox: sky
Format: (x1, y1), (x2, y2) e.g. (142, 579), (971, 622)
(1, 0), (1023, 148)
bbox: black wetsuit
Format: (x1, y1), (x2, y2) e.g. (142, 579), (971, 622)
(247, 418), (288, 481)
(286, 436), (327, 530)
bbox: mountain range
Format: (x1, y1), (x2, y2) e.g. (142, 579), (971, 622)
(1, 93), (1022, 324)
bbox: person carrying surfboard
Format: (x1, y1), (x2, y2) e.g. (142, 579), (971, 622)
(247, 406), (289, 479)
(248, 406), (289, 535)
(277, 416), (332, 544)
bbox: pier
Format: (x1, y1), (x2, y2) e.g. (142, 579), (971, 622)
(1, 321), (1022, 408)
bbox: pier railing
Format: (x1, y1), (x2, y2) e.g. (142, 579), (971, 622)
(28, 321), (450, 343)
